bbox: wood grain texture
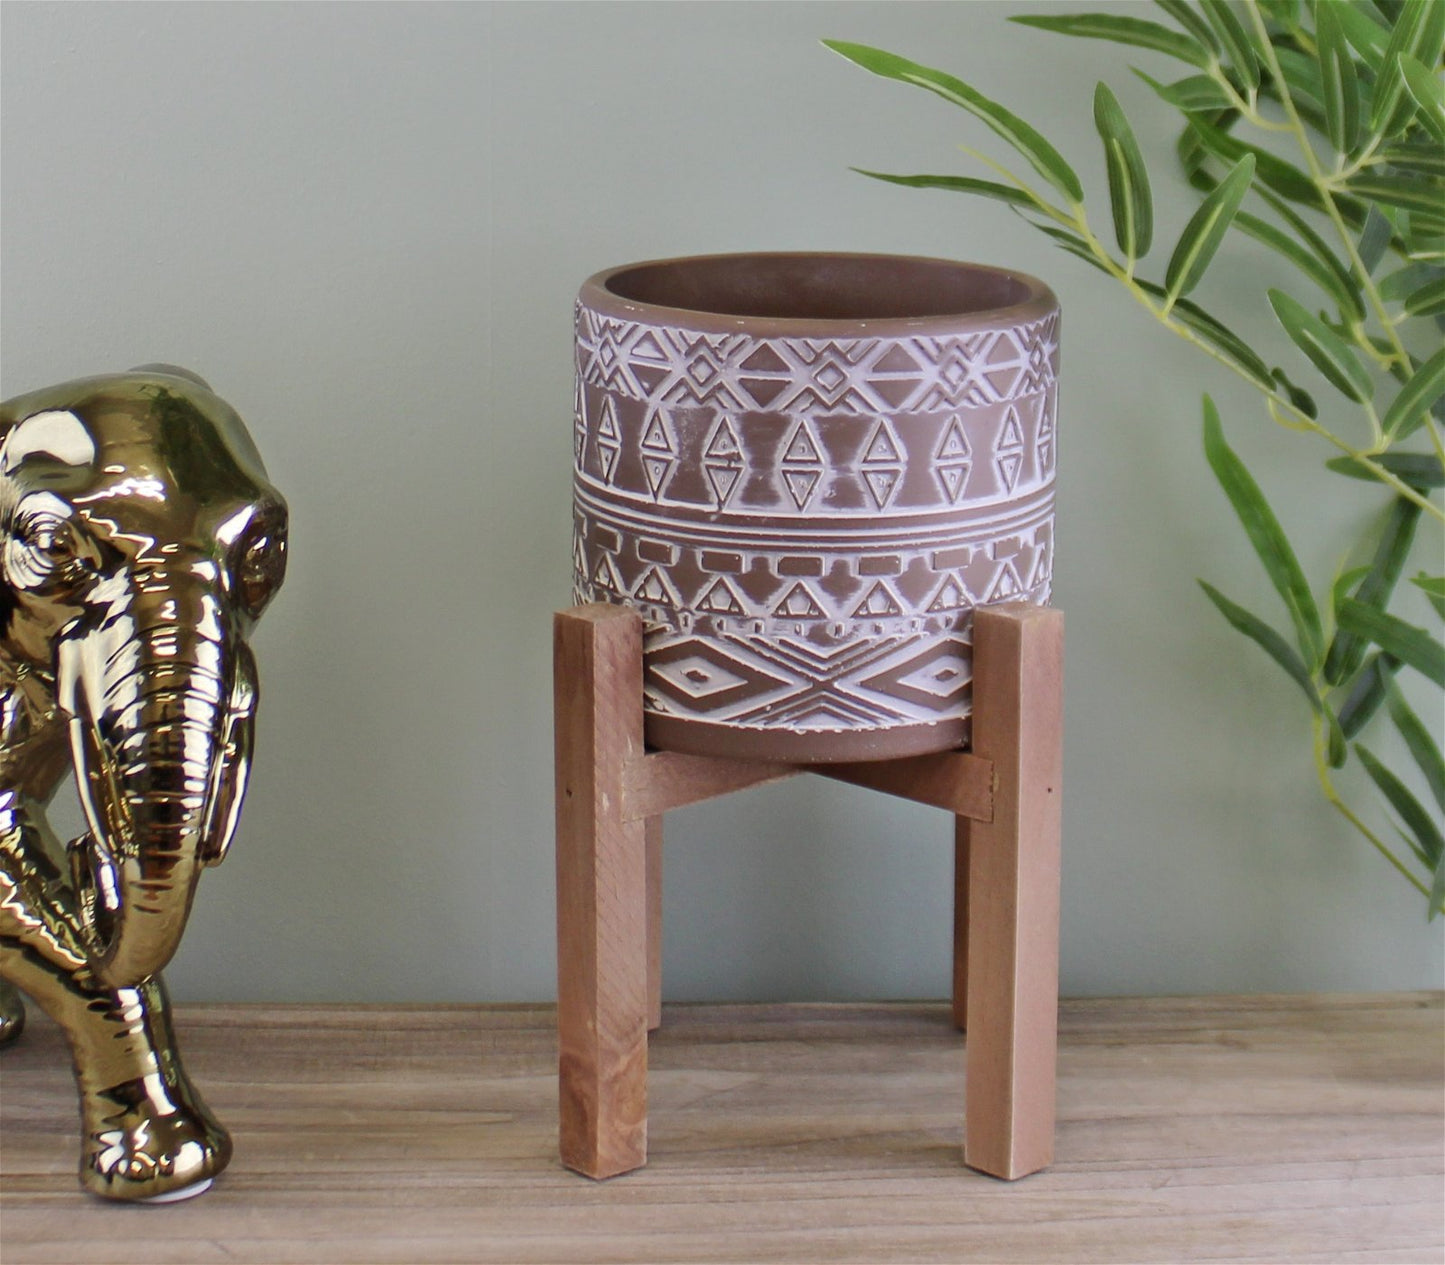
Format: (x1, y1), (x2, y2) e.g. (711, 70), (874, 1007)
(964, 604), (1064, 1180)
(1, 995), (1439, 1264)
(953, 819), (969, 1032)
(646, 816), (663, 1034)
(554, 606), (649, 1177)
(810, 749), (993, 821)
(622, 750), (799, 821)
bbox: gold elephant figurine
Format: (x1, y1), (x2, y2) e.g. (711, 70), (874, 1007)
(0, 367), (287, 1201)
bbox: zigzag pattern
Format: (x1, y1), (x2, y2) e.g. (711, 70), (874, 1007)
(576, 305), (1060, 416)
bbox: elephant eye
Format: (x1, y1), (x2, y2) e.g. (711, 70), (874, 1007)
(234, 515), (287, 617)
(19, 514), (96, 581)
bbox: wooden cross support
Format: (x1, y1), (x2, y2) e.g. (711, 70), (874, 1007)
(554, 601), (1064, 1182)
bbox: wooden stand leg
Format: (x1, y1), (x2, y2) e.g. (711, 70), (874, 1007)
(952, 819), (969, 1032)
(554, 606), (649, 1179)
(646, 816), (663, 1032)
(554, 600), (1063, 1181)
(963, 603), (1064, 1180)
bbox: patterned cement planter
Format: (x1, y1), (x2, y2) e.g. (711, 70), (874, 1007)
(572, 252), (1059, 762)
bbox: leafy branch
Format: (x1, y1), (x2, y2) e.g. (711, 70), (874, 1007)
(826, 0), (1445, 916)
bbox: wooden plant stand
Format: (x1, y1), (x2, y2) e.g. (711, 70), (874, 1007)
(554, 601), (1063, 1182)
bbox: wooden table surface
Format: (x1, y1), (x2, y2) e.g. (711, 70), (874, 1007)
(2, 994), (1441, 1264)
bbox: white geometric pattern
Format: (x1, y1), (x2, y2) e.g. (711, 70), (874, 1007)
(573, 290), (1059, 736)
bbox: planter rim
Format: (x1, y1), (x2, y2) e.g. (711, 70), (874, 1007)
(580, 251), (1057, 339)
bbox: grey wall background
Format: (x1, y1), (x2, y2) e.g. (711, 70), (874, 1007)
(2, 0), (1439, 1003)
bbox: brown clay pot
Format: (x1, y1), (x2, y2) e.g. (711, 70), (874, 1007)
(572, 252), (1059, 762)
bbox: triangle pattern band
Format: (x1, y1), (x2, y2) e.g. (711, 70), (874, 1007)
(705, 462), (743, 507)
(863, 467), (901, 510)
(862, 419), (903, 464)
(782, 422), (823, 465)
(773, 581), (828, 620)
(703, 417), (743, 460)
(643, 456), (674, 498)
(783, 467), (822, 510)
(936, 415), (971, 461)
(640, 412), (675, 453)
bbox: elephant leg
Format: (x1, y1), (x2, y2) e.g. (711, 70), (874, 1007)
(0, 977), (23, 1044)
(0, 804), (231, 1201)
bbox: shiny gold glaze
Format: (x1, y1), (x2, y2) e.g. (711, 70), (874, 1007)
(0, 367), (286, 1201)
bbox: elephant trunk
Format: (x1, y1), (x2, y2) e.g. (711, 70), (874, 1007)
(57, 576), (256, 991)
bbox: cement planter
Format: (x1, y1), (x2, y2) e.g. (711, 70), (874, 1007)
(572, 251), (1059, 762)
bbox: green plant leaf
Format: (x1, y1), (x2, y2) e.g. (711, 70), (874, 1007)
(1412, 572), (1445, 618)
(1344, 174), (1445, 217)
(1399, 54), (1445, 145)
(1031, 222), (1116, 275)
(1199, 580), (1323, 708)
(1277, 44), (1329, 107)
(1404, 276), (1445, 316)
(1134, 69), (1235, 113)
(822, 41), (1084, 203)
(1255, 188), (1367, 315)
(1259, 0), (1301, 25)
(1324, 497), (1422, 684)
(1094, 82), (1153, 259)
(1379, 260), (1443, 301)
(1317, 0), (1363, 153)
(1358, 203), (1396, 274)
(1382, 141), (1445, 177)
(1200, 0), (1260, 89)
(1337, 598), (1445, 686)
(1137, 280), (1276, 386)
(1204, 397), (1324, 664)
(1431, 850), (1445, 920)
(1188, 117), (1328, 211)
(1267, 289), (1375, 402)
(1328, 708), (1349, 767)
(1337, 652), (1400, 738)
(1176, 302), (1276, 386)
(1271, 366), (1319, 418)
(1154, 0), (1223, 54)
(1417, 0), (1445, 73)
(1383, 346), (1445, 438)
(1388, 682), (1445, 811)
(1369, 0), (1436, 137)
(851, 169), (1042, 208)
(1235, 211), (1364, 318)
(1165, 153), (1255, 302)
(1333, 565), (1373, 611)
(1176, 107), (1239, 190)
(1326, 451), (1445, 486)
(1010, 12), (1210, 67)
(1336, 1), (1391, 71)
(1356, 744), (1445, 877)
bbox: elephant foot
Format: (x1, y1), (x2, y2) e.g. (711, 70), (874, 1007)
(0, 981), (24, 1045)
(80, 1073), (231, 1202)
(142, 1178), (213, 1203)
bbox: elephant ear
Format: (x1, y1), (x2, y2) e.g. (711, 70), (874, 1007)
(128, 364), (213, 391)
(0, 411), (98, 637)
(0, 409), (97, 482)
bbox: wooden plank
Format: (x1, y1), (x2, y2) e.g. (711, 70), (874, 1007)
(952, 818), (968, 1032)
(646, 816), (663, 1033)
(0, 995), (1439, 1264)
(553, 605), (649, 1179)
(810, 749), (993, 822)
(964, 603), (1064, 1181)
(622, 750), (800, 821)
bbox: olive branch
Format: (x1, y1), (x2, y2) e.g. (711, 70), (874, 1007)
(826, 0), (1445, 916)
